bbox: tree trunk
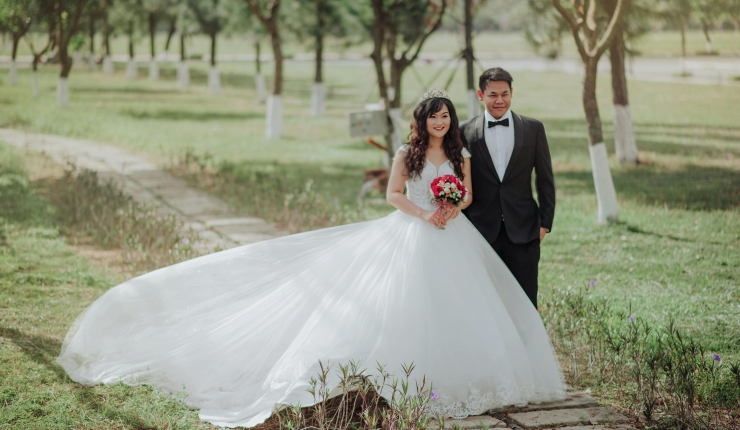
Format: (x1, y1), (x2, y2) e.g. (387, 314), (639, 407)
(9, 36), (19, 85)
(254, 41), (266, 103)
(180, 32), (186, 60)
(60, 45), (73, 78)
(269, 27), (282, 95)
(679, 21), (686, 58)
(265, 22), (283, 138)
(583, 58), (618, 224)
(210, 31), (216, 66)
(310, 29), (325, 116)
(255, 41), (261, 74)
(208, 33), (220, 95)
(609, 25), (638, 165)
(104, 19), (111, 56)
(701, 19), (712, 53)
(127, 37), (137, 80)
(314, 34), (323, 83)
(88, 16), (96, 71)
(149, 12), (157, 59)
(164, 18), (176, 54)
(464, 0), (479, 118)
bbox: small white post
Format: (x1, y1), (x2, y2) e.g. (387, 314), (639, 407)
(148, 60), (159, 80)
(265, 95), (283, 139)
(57, 77), (70, 106)
(589, 142), (619, 224)
(310, 82), (326, 116)
(208, 66), (221, 95)
(103, 55), (114, 75)
(255, 73), (267, 104)
(32, 72), (39, 97)
(126, 59), (137, 80)
(177, 61), (190, 87)
(466, 88), (480, 118)
(88, 55), (96, 71)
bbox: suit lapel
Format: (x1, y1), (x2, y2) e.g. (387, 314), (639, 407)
(503, 111), (525, 181)
(472, 113), (500, 182)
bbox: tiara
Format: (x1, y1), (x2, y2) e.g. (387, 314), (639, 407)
(420, 88), (450, 102)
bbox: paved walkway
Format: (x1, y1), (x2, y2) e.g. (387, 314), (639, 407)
(0, 128), (635, 429)
(0, 129), (286, 253)
(431, 389), (636, 429)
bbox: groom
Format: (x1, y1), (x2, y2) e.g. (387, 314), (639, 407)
(460, 68), (556, 309)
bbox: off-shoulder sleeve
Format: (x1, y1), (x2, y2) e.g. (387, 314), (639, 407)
(462, 147), (471, 158)
(396, 144), (410, 155)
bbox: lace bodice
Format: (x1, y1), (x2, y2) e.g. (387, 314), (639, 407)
(397, 144), (471, 212)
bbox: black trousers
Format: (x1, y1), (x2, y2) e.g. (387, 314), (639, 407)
(489, 222), (540, 309)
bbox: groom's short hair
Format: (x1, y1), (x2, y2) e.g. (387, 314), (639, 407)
(479, 68), (513, 91)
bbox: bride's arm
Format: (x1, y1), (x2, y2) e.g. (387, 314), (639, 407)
(386, 150), (446, 227)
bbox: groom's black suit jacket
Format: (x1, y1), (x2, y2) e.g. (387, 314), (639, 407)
(460, 111), (556, 245)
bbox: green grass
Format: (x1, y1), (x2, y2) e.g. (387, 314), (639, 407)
(0, 145), (214, 429)
(0, 43), (739, 426)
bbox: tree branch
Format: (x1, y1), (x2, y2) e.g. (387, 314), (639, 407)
(552, 0), (587, 60)
(403, 0), (447, 66)
(592, 0), (625, 58)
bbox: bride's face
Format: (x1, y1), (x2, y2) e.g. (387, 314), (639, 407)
(426, 105), (451, 139)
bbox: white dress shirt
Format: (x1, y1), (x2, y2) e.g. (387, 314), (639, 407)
(483, 108), (515, 182)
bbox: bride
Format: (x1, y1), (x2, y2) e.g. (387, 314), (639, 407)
(58, 90), (566, 428)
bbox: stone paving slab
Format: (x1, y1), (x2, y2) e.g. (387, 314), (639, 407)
(556, 425), (635, 430)
(429, 415), (507, 429)
(508, 407), (629, 428)
(0, 128), (286, 251)
(497, 392), (599, 413)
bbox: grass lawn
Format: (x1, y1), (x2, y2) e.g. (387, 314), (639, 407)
(0, 146), (215, 429)
(0, 49), (739, 426)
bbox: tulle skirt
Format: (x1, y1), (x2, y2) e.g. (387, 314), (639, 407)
(58, 211), (566, 428)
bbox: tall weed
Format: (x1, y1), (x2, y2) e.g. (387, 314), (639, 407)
(542, 284), (740, 429)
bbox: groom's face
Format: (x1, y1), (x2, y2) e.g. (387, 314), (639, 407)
(478, 81), (512, 119)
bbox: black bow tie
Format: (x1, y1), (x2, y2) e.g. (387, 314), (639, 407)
(488, 118), (509, 128)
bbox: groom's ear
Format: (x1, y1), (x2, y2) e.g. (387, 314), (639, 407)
(477, 89), (483, 101)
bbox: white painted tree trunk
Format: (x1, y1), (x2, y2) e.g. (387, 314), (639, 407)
(706, 41), (713, 54)
(467, 88), (480, 118)
(255, 73), (267, 104)
(103, 55), (114, 75)
(387, 86), (396, 105)
(88, 55), (96, 71)
(126, 59), (137, 80)
(32, 72), (39, 97)
(310, 82), (326, 116)
(72, 51), (83, 67)
(389, 107), (404, 153)
(208, 66), (220, 95)
(177, 61), (190, 87)
(57, 77), (70, 106)
(9, 60), (17, 85)
(613, 104), (639, 164)
(265, 95), (283, 139)
(148, 60), (159, 80)
(589, 142), (619, 224)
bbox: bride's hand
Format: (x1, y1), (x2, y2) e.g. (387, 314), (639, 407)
(421, 210), (446, 228)
(444, 206), (462, 220)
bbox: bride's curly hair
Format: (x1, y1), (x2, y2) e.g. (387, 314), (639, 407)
(404, 97), (465, 180)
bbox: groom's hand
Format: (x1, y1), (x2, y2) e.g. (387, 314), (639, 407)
(540, 227), (548, 243)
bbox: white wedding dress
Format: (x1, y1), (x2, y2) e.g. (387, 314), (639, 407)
(58, 145), (566, 428)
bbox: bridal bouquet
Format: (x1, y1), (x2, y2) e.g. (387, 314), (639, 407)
(430, 175), (467, 229)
